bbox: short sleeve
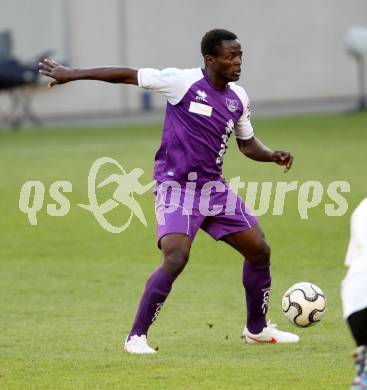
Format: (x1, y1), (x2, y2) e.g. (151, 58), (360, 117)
(229, 83), (255, 140)
(235, 99), (254, 140)
(137, 68), (187, 105)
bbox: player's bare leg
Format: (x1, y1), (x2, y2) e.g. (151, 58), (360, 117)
(222, 225), (299, 343)
(125, 233), (190, 354)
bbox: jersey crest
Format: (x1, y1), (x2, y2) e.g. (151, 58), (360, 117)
(226, 98), (238, 112)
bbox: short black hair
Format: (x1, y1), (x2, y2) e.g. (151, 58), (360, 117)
(201, 29), (238, 57)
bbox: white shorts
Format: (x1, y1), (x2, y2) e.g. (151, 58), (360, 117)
(341, 265), (367, 319)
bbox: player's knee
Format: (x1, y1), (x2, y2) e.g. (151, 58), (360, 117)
(249, 239), (271, 267)
(161, 245), (190, 277)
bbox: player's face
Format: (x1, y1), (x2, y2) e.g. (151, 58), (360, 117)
(212, 39), (243, 82)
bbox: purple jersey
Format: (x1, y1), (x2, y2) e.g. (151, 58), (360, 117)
(138, 68), (254, 185)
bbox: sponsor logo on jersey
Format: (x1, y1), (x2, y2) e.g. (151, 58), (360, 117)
(226, 98), (239, 112)
(196, 90), (208, 102)
(216, 119), (234, 165)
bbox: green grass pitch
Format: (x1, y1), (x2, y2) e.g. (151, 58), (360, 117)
(0, 112), (366, 389)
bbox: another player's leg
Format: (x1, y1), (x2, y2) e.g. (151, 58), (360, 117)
(341, 254), (367, 388)
(222, 225), (299, 344)
(124, 233), (190, 354)
(347, 308), (367, 389)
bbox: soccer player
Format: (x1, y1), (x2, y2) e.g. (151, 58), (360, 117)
(39, 29), (299, 354)
(341, 198), (367, 389)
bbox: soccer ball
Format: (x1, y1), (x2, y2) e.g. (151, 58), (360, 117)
(281, 282), (326, 327)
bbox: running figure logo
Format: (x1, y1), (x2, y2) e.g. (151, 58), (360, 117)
(78, 157), (155, 233)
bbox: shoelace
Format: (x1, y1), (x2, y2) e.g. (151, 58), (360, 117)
(130, 335), (146, 344)
(266, 320), (277, 330)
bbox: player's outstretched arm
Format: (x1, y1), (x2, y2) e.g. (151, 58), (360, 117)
(38, 59), (138, 87)
(237, 137), (294, 172)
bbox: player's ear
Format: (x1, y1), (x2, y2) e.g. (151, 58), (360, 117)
(204, 54), (215, 67)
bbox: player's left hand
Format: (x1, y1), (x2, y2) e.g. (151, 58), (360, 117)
(271, 151), (294, 172)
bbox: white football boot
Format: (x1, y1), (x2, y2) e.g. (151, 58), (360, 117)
(243, 321), (300, 344)
(124, 335), (157, 354)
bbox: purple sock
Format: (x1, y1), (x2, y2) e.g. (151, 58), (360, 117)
(128, 267), (175, 339)
(243, 259), (271, 334)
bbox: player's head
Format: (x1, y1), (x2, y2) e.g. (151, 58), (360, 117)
(201, 29), (242, 82)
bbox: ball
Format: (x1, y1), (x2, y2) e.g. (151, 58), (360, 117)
(281, 282), (326, 327)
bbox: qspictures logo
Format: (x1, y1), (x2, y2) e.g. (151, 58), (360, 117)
(18, 157), (155, 233)
(18, 157), (351, 233)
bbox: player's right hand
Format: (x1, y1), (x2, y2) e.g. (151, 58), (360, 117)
(38, 59), (73, 87)
(271, 150), (294, 173)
